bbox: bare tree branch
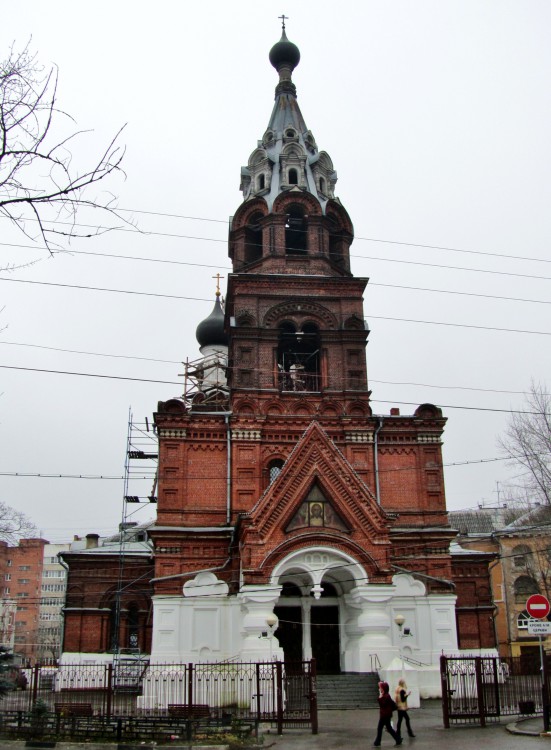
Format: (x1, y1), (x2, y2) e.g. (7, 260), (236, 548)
(0, 501), (37, 544)
(499, 381), (551, 505)
(0, 41), (130, 254)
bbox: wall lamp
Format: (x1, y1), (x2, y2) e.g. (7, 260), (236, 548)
(394, 613), (412, 636)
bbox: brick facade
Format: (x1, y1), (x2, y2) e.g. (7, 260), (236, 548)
(61, 531), (153, 656)
(451, 547), (497, 650)
(0, 538), (47, 664)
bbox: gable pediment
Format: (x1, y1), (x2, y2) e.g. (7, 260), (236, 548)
(248, 421), (388, 543)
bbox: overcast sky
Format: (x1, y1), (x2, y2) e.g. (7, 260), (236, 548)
(1, 1), (550, 542)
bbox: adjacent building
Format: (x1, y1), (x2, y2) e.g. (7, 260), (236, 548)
(450, 542), (497, 650)
(0, 538), (70, 664)
(37, 543), (72, 663)
(60, 525), (154, 659)
(450, 504), (551, 661)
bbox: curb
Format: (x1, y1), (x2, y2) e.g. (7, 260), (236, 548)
(505, 719), (548, 737)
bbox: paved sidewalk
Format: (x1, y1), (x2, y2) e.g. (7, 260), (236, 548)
(1, 702), (550, 749)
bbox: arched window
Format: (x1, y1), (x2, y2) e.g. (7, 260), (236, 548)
(268, 459), (284, 485)
(280, 582), (302, 597)
(288, 168), (299, 185)
(108, 602), (118, 652)
(127, 602), (140, 650)
(244, 211), (263, 265)
(512, 544), (532, 570)
(320, 582), (338, 597)
(319, 177), (326, 194)
(258, 173), (265, 191)
(277, 322), (320, 391)
(514, 575), (539, 603)
(327, 216), (344, 266)
(285, 205), (307, 255)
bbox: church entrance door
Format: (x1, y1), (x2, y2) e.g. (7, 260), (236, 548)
(311, 605), (340, 674)
(274, 605), (303, 664)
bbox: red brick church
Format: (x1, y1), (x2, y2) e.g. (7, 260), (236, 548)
(60, 26), (496, 696)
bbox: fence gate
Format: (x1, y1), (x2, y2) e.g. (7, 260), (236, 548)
(280, 659), (318, 734)
(440, 654), (551, 727)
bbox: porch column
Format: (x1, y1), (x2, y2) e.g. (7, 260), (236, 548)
(238, 585), (284, 661)
(302, 598), (312, 660)
(343, 584), (396, 673)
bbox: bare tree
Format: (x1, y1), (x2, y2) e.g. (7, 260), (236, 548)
(0, 501), (37, 544)
(0, 42), (127, 253)
(499, 381), (551, 505)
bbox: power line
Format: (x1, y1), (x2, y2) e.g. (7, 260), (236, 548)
(10, 205), (551, 266)
(0, 341), (546, 398)
(0, 472), (133, 479)
(2, 451), (547, 482)
(1, 277), (549, 335)
(0, 341), (181, 364)
(354, 253), (551, 281)
(366, 314), (550, 336)
(115, 208), (227, 225)
(24, 540), (551, 605)
(0, 364), (181, 386)
(0, 276), (212, 303)
(2, 217), (551, 280)
(367, 378), (545, 397)
(10, 535), (551, 609)
(4, 244), (548, 305)
(2, 363), (547, 414)
(371, 281), (550, 306)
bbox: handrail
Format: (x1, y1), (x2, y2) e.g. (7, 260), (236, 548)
(403, 655), (430, 667)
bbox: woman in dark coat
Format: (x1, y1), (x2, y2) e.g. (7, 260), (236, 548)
(373, 681), (402, 746)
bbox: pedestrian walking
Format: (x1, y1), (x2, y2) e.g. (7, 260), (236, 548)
(374, 681), (402, 746)
(395, 678), (415, 739)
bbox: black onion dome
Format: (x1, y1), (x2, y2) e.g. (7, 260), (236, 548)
(269, 29), (300, 72)
(196, 296), (228, 348)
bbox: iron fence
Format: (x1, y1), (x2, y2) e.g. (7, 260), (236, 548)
(441, 654), (550, 727)
(0, 659), (317, 741)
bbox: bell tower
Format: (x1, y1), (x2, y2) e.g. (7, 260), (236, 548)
(227, 27), (370, 408)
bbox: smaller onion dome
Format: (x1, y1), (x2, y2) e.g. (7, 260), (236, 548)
(269, 28), (300, 72)
(196, 295), (228, 348)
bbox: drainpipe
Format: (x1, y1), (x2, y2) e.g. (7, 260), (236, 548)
(225, 414), (232, 525)
(491, 534), (512, 654)
(58, 555), (70, 658)
(373, 416), (384, 506)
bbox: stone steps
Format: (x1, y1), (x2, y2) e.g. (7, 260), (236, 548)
(316, 672), (380, 709)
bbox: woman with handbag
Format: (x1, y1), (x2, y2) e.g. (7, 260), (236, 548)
(395, 678), (415, 739)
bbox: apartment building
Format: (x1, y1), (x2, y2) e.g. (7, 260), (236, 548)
(0, 538), (70, 664)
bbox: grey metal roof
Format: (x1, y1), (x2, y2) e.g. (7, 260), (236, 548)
(64, 540), (153, 556)
(448, 505), (546, 536)
(64, 520), (155, 555)
(499, 503), (551, 532)
(238, 33), (337, 213)
(448, 510), (500, 535)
